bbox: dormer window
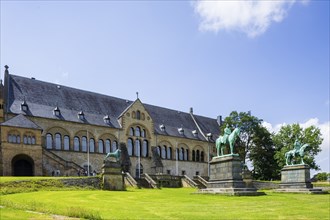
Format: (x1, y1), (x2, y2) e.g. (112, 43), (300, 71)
(160, 124), (166, 132)
(103, 115), (111, 124)
(53, 106), (61, 117)
(206, 133), (212, 141)
(21, 100), (28, 112)
(192, 130), (198, 137)
(78, 111), (85, 120)
(178, 127), (184, 135)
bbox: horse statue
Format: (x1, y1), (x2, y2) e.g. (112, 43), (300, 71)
(285, 139), (309, 165)
(215, 127), (241, 156)
(104, 149), (121, 162)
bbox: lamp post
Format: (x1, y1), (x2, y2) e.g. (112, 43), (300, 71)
(206, 133), (212, 178)
(136, 138), (141, 179)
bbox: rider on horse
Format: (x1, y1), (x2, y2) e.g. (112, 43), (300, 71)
(222, 125), (231, 143)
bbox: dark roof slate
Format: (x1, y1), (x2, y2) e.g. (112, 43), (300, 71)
(7, 74), (220, 140)
(1, 114), (42, 130)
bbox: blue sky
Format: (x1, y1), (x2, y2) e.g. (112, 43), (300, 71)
(1, 1), (329, 173)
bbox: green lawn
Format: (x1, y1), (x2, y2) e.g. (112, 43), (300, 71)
(1, 188), (329, 220)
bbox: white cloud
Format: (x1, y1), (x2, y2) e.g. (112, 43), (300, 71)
(193, 0), (309, 38)
(263, 118), (329, 173)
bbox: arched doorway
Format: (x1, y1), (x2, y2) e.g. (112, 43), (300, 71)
(12, 154), (34, 176)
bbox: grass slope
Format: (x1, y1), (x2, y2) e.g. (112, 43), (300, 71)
(1, 188), (329, 220)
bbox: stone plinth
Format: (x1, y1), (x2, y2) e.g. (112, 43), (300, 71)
(198, 155), (265, 196)
(102, 160), (125, 191)
(275, 165), (327, 194)
(280, 164), (312, 188)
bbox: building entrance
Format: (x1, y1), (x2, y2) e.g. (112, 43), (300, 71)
(12, 155), (34, 176)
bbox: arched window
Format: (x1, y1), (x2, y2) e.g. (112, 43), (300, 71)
(157, 146), (161, 157)
(135, 127), (141, 137)
(31, 137), (35, 145)
(179, 148), (184, 161)
(112, 141), (118, 152)
(55, 133), (61, 150)
(136, 110), (141, 120)
(64, 136), (70, 150)
(127, 138), (133, 156)
(161, 146), (166, 159)
(82, 136), (87, 152)
(17, 135), (21, 144)
(23, 136), (27, 144)
(167, 147), (172, 160)
(89, 139), (95, 153)
(8, 134), (12, 143)
(185, 149), (189, 161)
(105, 139), (111, 153)
(98, 140), (104, 153)
(201, 151), (204, 162)
(46, 134), (53, 149)
(192, 150), (196, 161)
(13, 135), (17, 143)
(129, 127), (134, 136)
(142, 140), (148, 157)
(141, 129), (146, 138)
(27, 136), (32, 145)
(74, 137), (80, 151)
(135, 139), (141, 156)
(196, 150), (200, 162)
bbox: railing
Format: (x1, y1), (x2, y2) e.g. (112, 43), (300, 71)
(195, 175), (208, 188)
(182, 175), (198, 188)
(125, 172), (138, 187)
(142, 173), (158, 189)
(42, 149), (83, 172)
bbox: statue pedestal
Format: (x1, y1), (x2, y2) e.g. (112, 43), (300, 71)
(198, 155), (265, 196)
(275, 165), (326, 194)
(102, 160), (125, 191)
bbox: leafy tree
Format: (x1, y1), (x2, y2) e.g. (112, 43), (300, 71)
(220, 111), (263, 164)
(220, 111), (279, 180)
(273, 124), (323, 171)
(312, 172), (329, 181)
(249, 126), (280, 180)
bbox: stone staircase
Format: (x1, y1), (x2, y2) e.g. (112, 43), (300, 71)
(193, 175), (209, 189)
(182, 175), (198, 188)
(124, 172), (138, 188)
(42, 149), (83, 176)
(141, 173), (159, 188)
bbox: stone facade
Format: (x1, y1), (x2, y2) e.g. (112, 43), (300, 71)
(0, 69), (219, 179)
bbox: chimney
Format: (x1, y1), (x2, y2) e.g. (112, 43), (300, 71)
(217, 115), (222, 126)
(190, 107), (193, 114)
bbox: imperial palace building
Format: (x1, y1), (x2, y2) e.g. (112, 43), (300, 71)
(0, 66), (221, 179)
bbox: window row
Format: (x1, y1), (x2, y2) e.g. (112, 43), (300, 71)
(8, 134), (36, 145)
(132, 110), (145, 120)
(127, 138), (149, 157)
(45, 133), (118, 153)
(129, 126), (146, 138)
(157, 145), (205, 162)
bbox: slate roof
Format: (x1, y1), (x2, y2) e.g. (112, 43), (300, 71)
(6, 74), (220, 141)
(1, 114), (42, 130)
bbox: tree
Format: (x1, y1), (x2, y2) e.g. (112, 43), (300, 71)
(249, 126), (280, 180)
(220, 111), (279, 180)
(220, 111), (263, 164)
(312, 172), (329, 181)
(273, 124), (323, 171)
